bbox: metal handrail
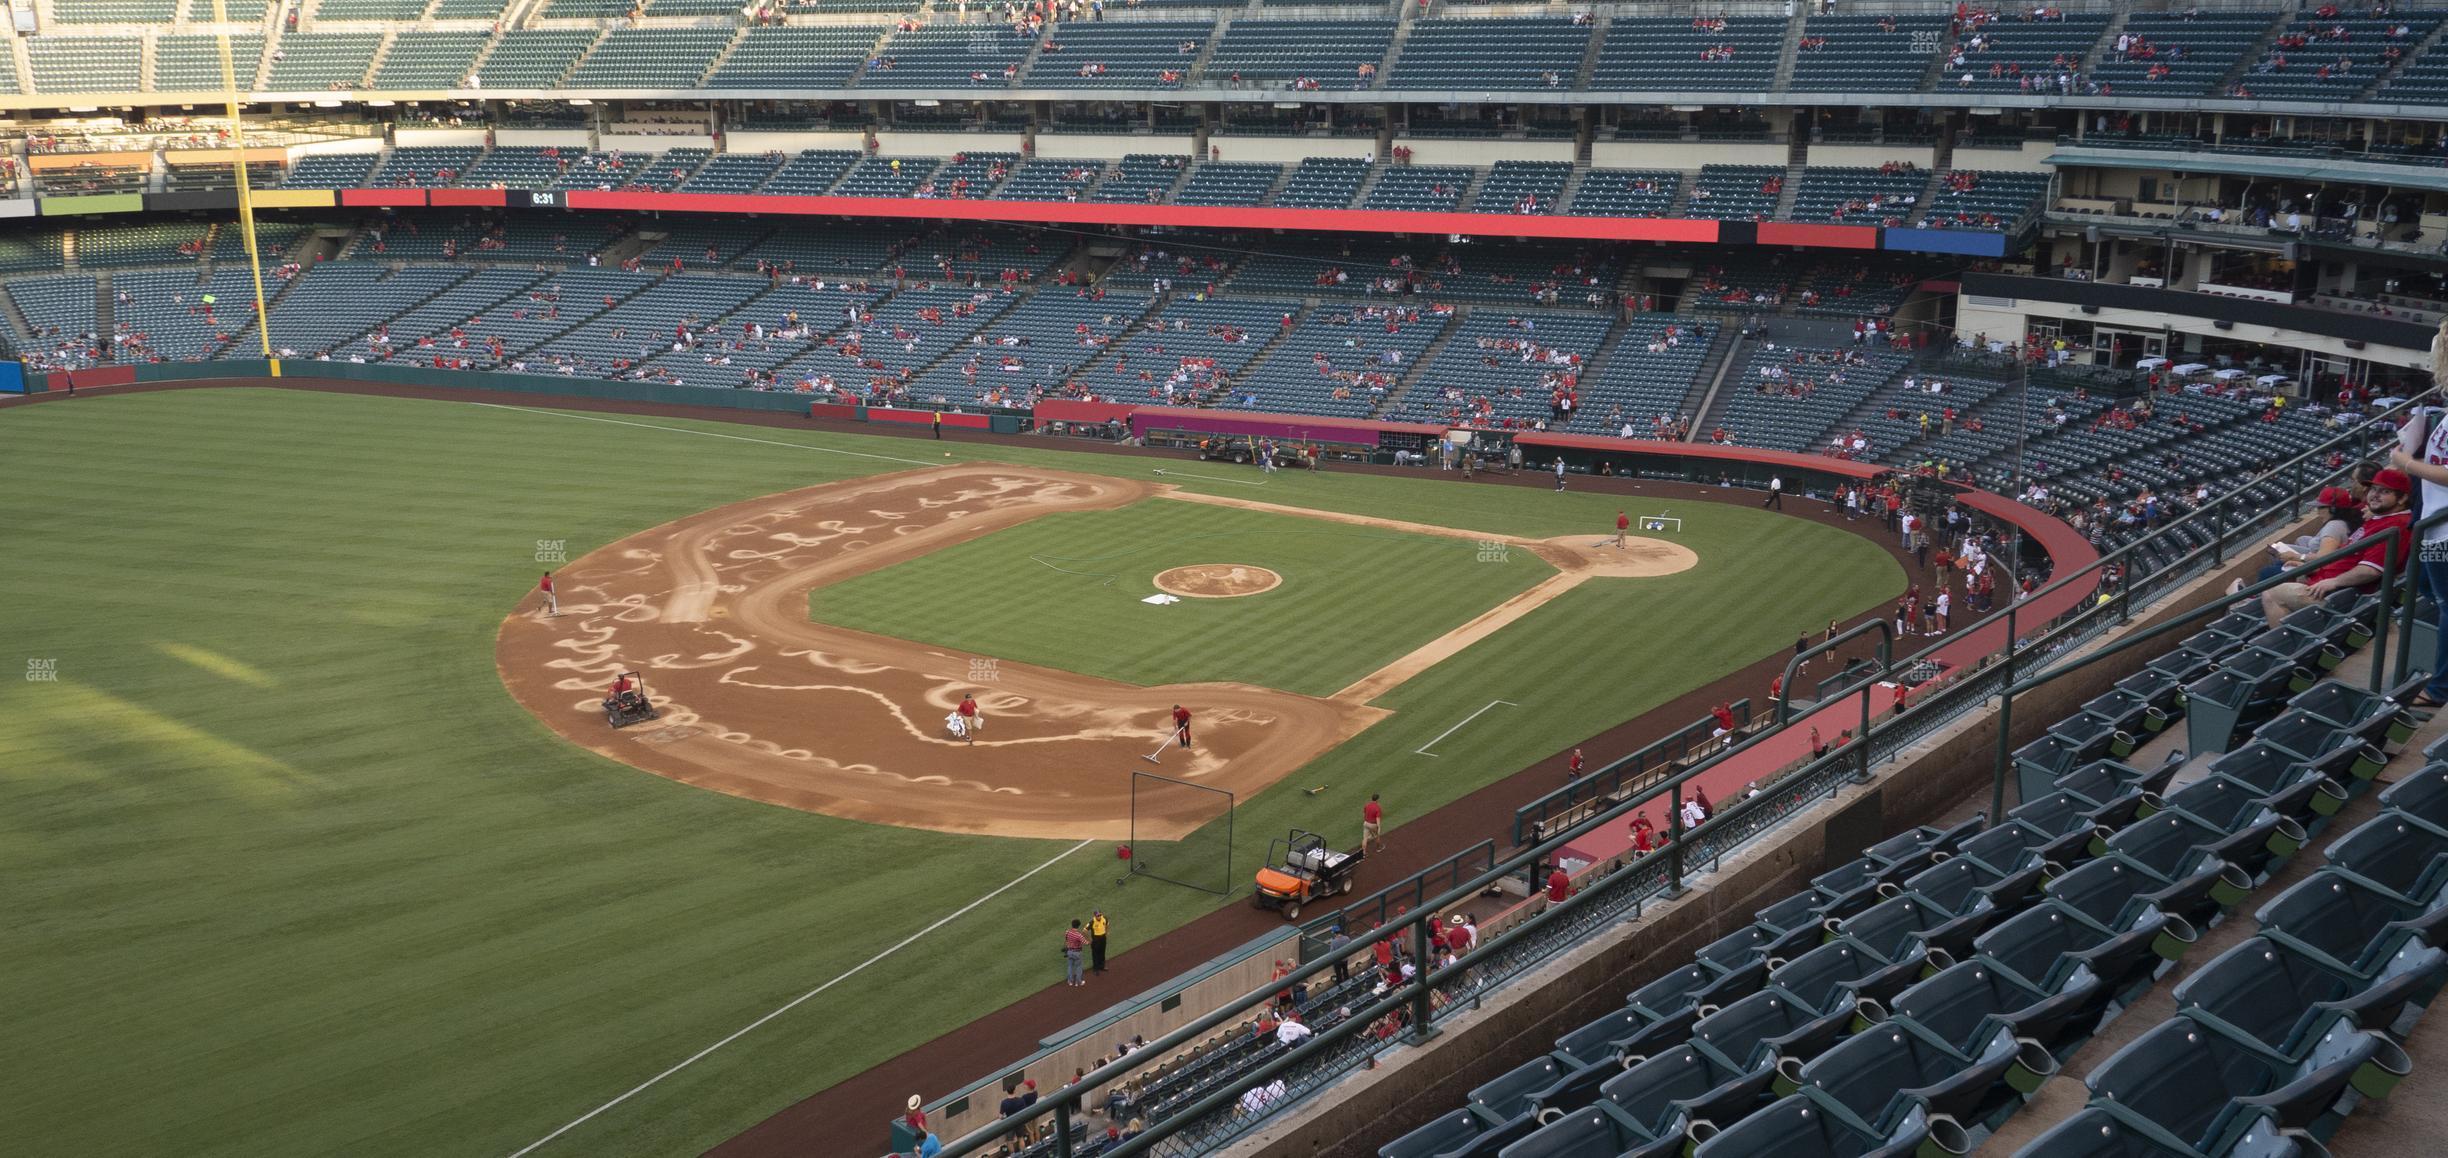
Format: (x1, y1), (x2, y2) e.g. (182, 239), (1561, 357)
(1989, 498), (2446, 813)
(918, 391), (2435, 1158)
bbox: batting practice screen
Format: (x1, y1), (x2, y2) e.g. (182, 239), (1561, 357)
(1128, 771), (1236, 895)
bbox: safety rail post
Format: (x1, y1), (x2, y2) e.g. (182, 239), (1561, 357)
(2399, 541), (2428, 687)
(2212, 508), (2227, 567)
(1665, 783), (1686, 896)
(1409, 916), (1436, 1041)
(1054, 1099), (1075, 1158)
(2373, 535), (2401, 695)
(1990, 604), (2019, 819)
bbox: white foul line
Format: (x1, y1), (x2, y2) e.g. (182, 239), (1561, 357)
(466, 402), (947, 468)
(1150, 467), (1268, 487)
(507, 838), (1095, 1158)
(1414, 699), (1520, 757)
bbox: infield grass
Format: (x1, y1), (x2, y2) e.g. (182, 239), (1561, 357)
(0, 388), (1902, 1158)
(814, 501), (1554, 696)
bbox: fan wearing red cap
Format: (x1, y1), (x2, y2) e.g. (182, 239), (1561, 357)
(2261, 485), (2365, 582)
(2261, 468), (2414, 629)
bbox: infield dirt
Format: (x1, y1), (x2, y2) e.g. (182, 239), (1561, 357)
(497, 464), (1694, 840)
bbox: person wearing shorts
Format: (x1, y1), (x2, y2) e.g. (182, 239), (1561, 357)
(537, 571), (557, 616)
(1362, 793), (1385, 853)
(957, 693), (980, 744)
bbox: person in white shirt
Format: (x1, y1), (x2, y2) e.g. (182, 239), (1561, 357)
(1275, 1015), (1313, 1046)
(1680, 797), (1707, 830)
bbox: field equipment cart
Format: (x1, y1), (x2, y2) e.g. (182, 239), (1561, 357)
(1251, 829), (1362, 920)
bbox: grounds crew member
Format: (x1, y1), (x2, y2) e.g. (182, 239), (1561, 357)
(1089, 910), (1110, 973)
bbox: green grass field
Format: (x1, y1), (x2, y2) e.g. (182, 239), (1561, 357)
(0, 388), (1902, 1157)
(815, 501), (1554, 697)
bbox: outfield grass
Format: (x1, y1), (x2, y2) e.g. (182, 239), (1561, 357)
(0, 389), (1901, 1157)
(814, 501), (1554, 697)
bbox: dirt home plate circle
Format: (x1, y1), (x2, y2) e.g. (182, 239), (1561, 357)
(1152, 564), (1284, 599)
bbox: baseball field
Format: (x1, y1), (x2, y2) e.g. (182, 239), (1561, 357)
(0, 385), (1903, 1156)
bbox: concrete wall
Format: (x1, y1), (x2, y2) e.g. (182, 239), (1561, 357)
(395, 128), (488, 148)
(599, 133), (714, 151)
(1231, 545), (2279, 1158)
(877, 130), (1026, 157)
(1952, 138), (2054, 174)
(725, 130), (868, 154)
(1035, 133), (1195, 161)
(1593, 140), (1784, 169)
(1808, 142), (1936, 170)
(1390, 139), (1574, 166)
(493, 129), (592, 148)
(1207, 136), (1377, 164)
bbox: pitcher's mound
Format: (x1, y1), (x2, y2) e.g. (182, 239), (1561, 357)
(1154, 564), (1283, 599)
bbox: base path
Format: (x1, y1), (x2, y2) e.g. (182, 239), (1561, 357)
(496, 465), (1383, 840)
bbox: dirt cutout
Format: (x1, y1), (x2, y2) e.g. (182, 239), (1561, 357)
(496, 465), (1695, 840)
(1153, 564), (1284, 599)
(497, 465), (1383, 840)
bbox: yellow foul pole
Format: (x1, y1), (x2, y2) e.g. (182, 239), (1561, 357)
(212, 0), (274, 359)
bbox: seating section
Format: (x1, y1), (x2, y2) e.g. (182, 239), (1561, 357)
(2093, 13), (2279, 96)
(314, 0), (431, 18)
(706, 27), (883, 89)
(1174, 163), (1282, 207)
(680, 152), (786, 194)
(1949, 12), (2112, 92)
(369, 30), (491, 90)
(1273, 157), (1370, 209)
(28, 37), (144, 93)
(1790, 15), (1946, 92)
(1589, 17), (1781, 91)
(1238, 304), (1450, 418)
(1474, 161), (1572, 216)
(1205, 20), (1393, 85)
(859, 26), (1032, 88)
(1091, 155), (1188, 205)
(564, 28), (735, 90)
(992, 159), (1097, 203)
(458, 146), (567, 190)
(8, 274), (99, 370)
(471, 30), (598, 89)
(1383, 605), (2428, 1158)
(1718, 346), (1907, 452)
(75, 221), (209, 268)
(52, 0), (175, 23)
(2240, 13), (2443, 102)
(1787, 166), (1926, 224)
(1025, 22), (1209, 88)
(1386, 18), (1589, 91)
(371, 146), (482, 188)
(1687, 165), (1783, 221)
(155, 34), (267, 92)
(281, 151), (381, 188)
(833, 156), (937, 198)
(263, 32), (383, 91)
(1919, 171), (2050, 231)
(1568, 170), (1680, 218)
(763, 150), (861, 196)
(1364, 166), (1472, 213)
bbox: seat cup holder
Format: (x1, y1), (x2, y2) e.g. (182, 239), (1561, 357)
(2006, 1036), (2060, 1096)
(2352, 1037), (2414, 1100)
(1771, 1055), (1805, 1096)
(2152, 913), (2200, 962)
(2268, 817), (2308, 859)
(1919, 1112), (1973, 1157)
(2209, 863), (2255, 909)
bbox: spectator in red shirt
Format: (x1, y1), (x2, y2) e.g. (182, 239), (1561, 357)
(2262, 469), (2413, 628)
(1362, 793), (1385, 853)
(1566, 747), (1585, 780)
(1547, 865), (1571, 902)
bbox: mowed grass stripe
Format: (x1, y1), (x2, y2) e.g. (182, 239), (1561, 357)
(814, 502), (1552, 697)
(0, 389), (1902, 1157)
